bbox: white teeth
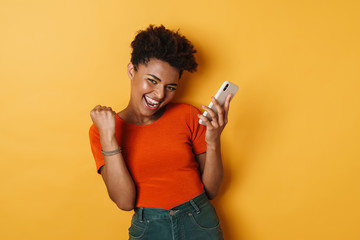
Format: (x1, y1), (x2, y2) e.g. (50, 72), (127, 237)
(145, 96), (159, 105)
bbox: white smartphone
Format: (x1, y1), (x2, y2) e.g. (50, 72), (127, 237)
(199, 81), (239, 125)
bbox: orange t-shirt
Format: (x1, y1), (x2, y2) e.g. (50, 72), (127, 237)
(89, 103), (207, 209)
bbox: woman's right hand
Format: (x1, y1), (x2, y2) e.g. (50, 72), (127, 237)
(90, 105), (116, 137)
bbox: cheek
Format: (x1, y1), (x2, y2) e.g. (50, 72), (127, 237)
(139, 83), (149, 93)
(165, 91), (176, 101)
(133, 80), (151, 94)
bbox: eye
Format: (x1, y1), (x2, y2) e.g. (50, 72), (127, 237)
(147, 78), (157, 84)
(166, 86), (177, 91)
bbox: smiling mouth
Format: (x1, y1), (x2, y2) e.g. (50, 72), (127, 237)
(144, 95), (161, 110)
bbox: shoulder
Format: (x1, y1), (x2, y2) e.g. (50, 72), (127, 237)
(165, 103), (202, 124)
(167, 102), (201, 113)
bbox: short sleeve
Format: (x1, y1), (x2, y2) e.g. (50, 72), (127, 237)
(188, 105), (207, 155)
(89, 124), (105, 174)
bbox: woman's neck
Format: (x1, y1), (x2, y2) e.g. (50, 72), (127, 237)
(118, 103), (166, 125)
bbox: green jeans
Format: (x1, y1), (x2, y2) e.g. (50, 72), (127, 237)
(128, 192), (223, 240)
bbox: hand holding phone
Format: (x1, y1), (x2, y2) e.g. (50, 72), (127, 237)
(199, 81), (238, 125)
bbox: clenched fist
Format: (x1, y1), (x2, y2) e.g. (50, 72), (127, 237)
(90, 105), (117, 137)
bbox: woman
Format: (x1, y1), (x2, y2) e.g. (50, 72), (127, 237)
(89, 25), (232, 240)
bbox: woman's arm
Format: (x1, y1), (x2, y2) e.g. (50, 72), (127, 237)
(99, 134), (136, 211)
(195, 150), (223, 200)
(196, 94), (232, 200)
(90, 105), (136, 211)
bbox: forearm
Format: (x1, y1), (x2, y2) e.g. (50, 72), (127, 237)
(100, 134), (136, 211)
(201, 141), (224, 200)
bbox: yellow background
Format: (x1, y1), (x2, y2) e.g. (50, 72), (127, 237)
(1, 0), (359, 239)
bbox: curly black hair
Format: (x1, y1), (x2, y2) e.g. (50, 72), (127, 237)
(130, 25), (198, 78)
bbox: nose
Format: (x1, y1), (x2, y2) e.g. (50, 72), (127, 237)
(154, 86), (165, 100)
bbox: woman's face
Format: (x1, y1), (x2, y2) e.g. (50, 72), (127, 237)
(127, 58), (180, 120)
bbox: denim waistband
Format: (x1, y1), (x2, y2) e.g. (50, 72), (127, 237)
(134, 192), (208, 221)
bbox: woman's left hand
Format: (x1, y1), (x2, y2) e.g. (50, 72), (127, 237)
(198, 93), (232, 146)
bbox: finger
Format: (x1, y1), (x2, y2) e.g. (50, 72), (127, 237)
(99, 106), (110, 112)
(197, 114), (214, 130)
(109, 109), (117, 116)
(224, 93), (232, 124)
(102, 107), (115, 117)
(105, 107), (117, 117)
(211, 97), (225, 126)
(93, 105), (102, 110)
(94, 105), (103, 111)
(202, 105), (219, 128)
(90, 105), (102, 117)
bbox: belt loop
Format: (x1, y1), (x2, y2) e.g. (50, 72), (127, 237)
(190, 199), (201, 214)
(139, 207), (144, 222)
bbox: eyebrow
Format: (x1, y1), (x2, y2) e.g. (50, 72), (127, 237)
(147, 74), (178, 86)
(147, 74), (161, 81)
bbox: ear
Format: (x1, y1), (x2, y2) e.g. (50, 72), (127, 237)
(127, 62), (136, 80)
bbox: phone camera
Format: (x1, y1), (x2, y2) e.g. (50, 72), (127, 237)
(223, 84), (229, 91)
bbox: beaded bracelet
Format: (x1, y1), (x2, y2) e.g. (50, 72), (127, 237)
(101, 147), (122, 156)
